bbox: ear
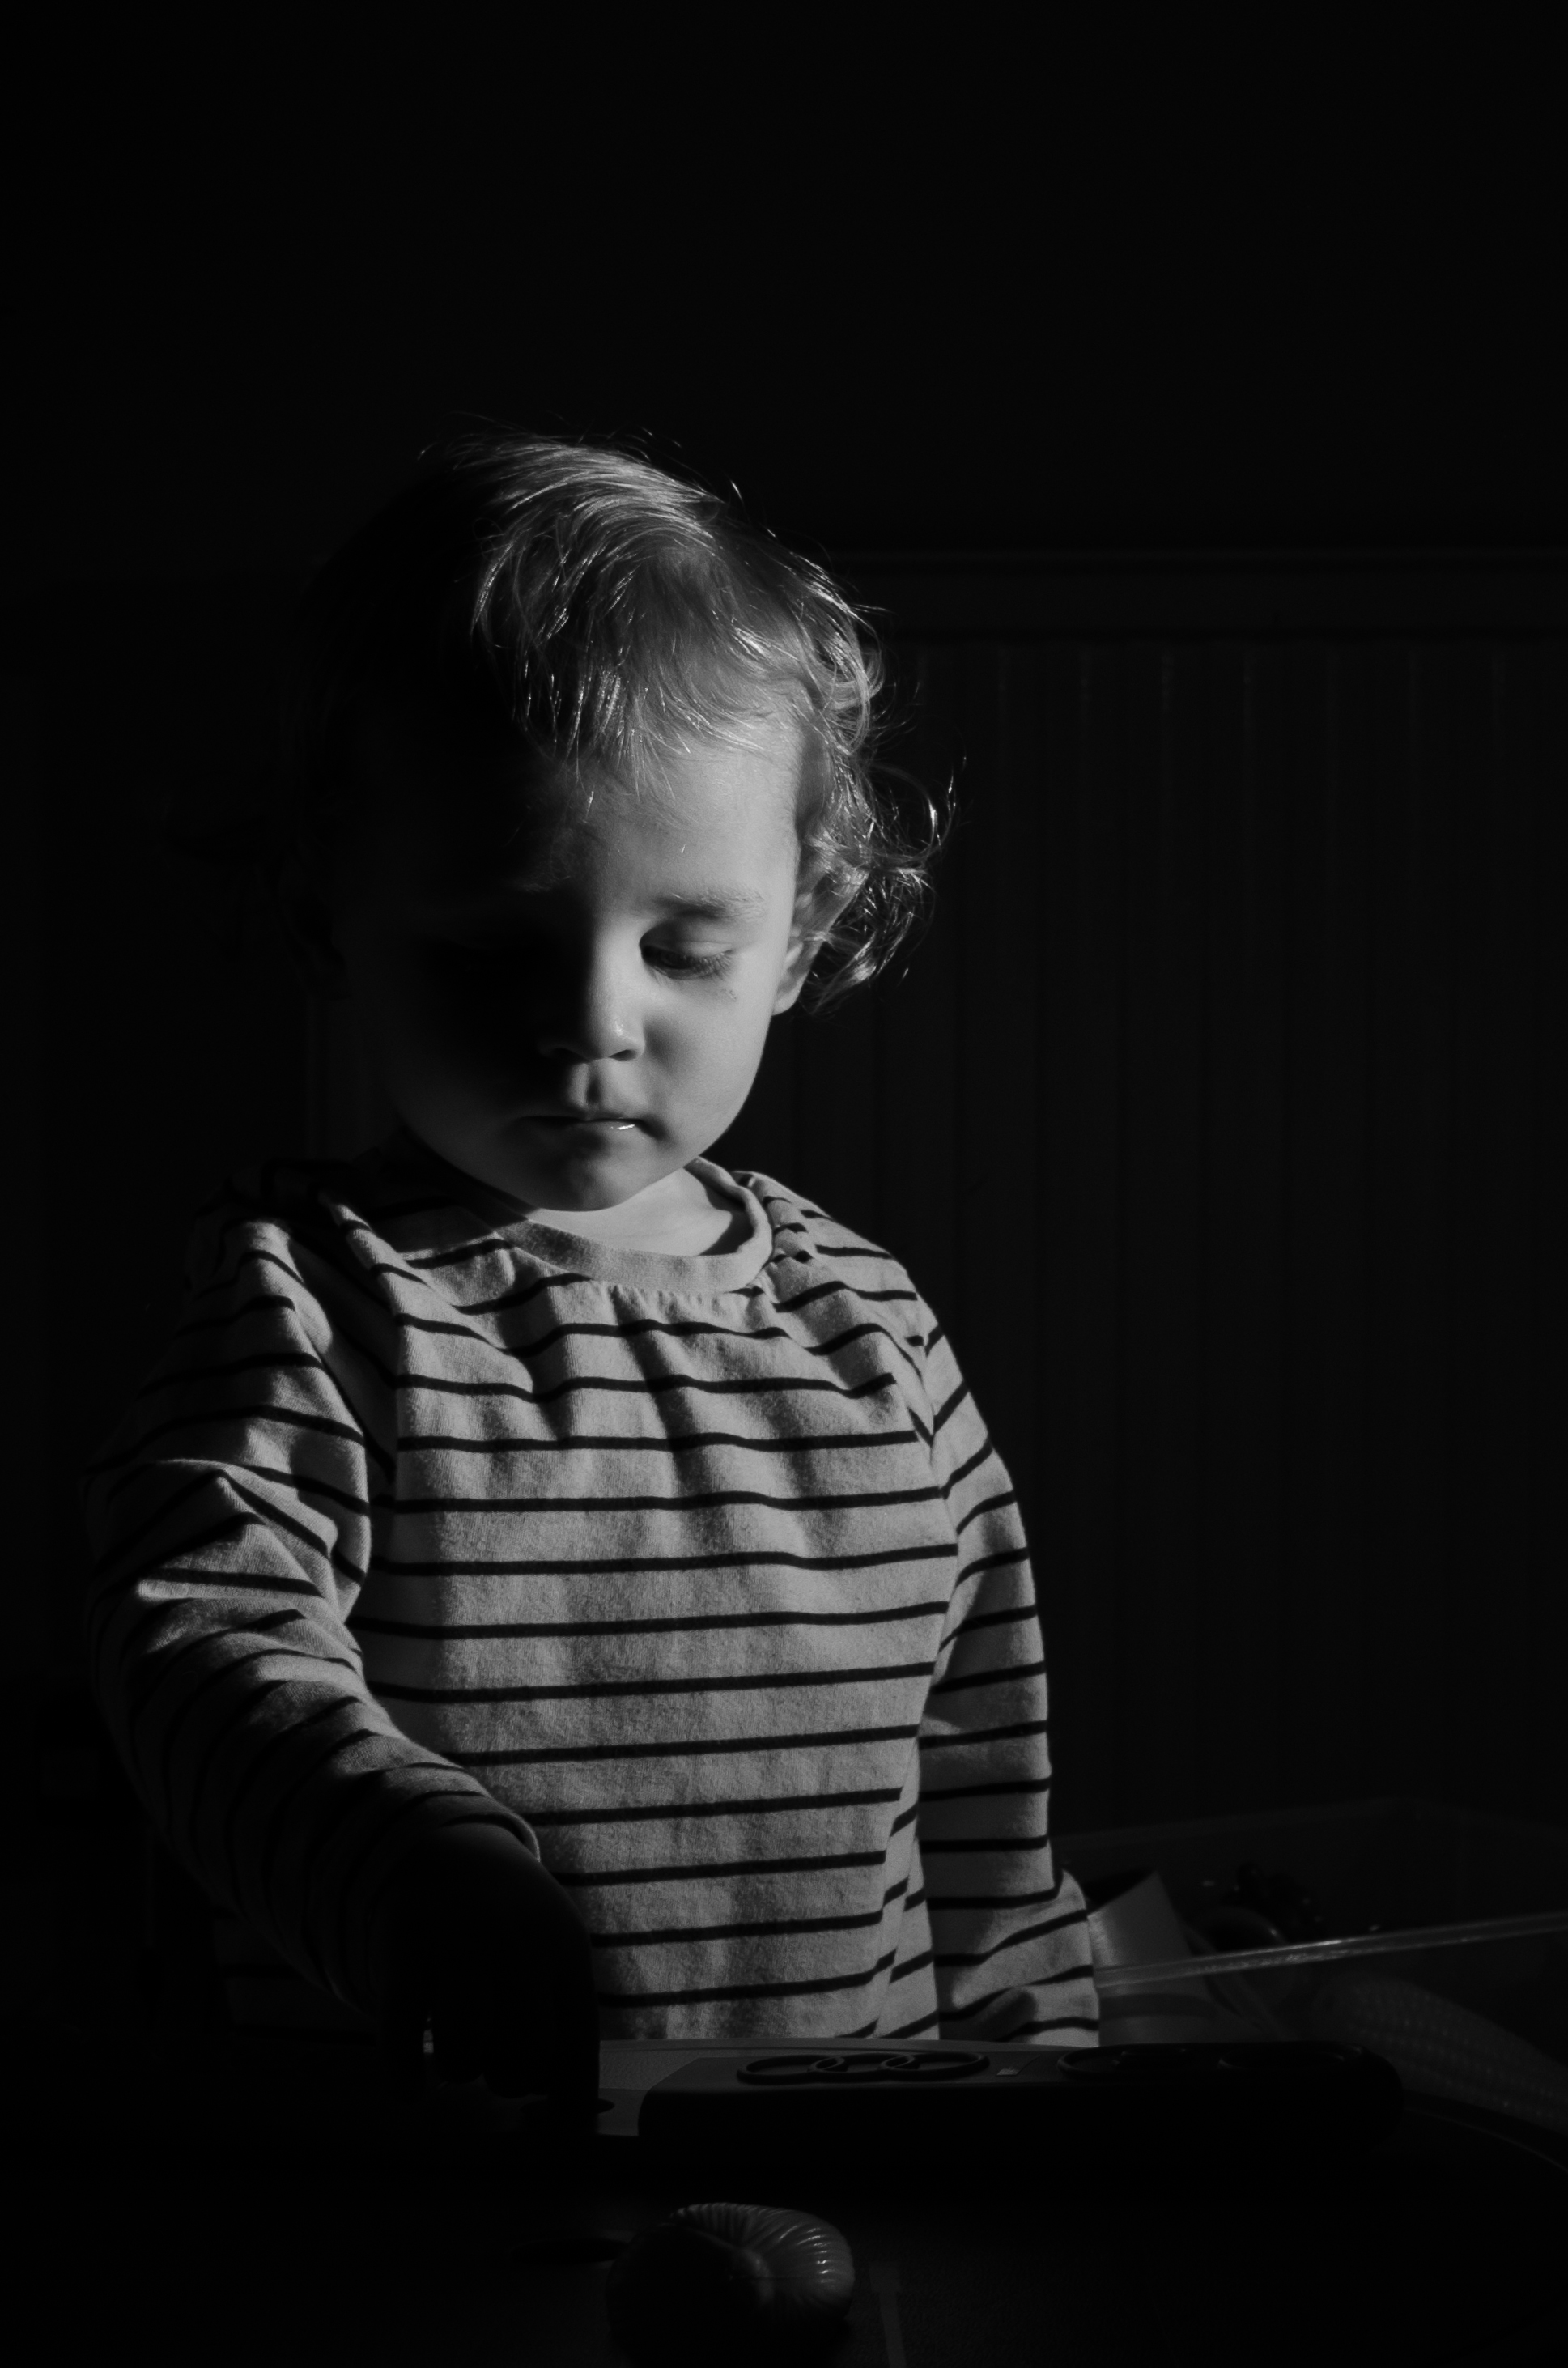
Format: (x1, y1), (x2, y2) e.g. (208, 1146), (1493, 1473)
(271, 850), (352, 1001)
(771, 875), (855, 1016)
(771, 942), (814, 1016)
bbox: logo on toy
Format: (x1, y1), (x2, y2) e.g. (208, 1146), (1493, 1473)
(737, 2050), (991, 2085)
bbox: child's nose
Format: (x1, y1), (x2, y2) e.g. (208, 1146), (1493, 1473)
(534, 944), (644, 1062)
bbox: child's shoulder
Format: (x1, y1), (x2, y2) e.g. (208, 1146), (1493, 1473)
(732, 1169), (926, 1311)
(181, 1148), (432, 1282)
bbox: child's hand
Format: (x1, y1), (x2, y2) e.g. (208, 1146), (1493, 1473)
(366, 1825), (599, 2110)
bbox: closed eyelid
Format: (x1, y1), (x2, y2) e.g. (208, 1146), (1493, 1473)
(432, 924), (738, 972)
(644, 942), (734, 973)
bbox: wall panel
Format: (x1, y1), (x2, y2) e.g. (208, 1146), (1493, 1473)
(712, 576), (1566, 1832)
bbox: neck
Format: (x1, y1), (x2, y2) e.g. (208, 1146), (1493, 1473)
(533, 1164), (747, 1256)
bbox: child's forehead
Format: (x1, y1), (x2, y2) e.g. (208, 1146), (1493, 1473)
(343, 695), (803, 893)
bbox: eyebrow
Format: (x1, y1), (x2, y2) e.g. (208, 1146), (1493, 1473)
(654, 887), (771, 922)
(457, 879), (773, 928)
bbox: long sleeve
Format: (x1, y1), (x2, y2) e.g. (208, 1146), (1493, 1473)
(913, 1303), (1098, 2043)
(80, 1171), (535, 2013)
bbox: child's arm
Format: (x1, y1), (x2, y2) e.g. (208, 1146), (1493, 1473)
(913, 1303), (1100, 2045)
(81, 1185), (596, 2093)
(365, 1822), (597, 2102)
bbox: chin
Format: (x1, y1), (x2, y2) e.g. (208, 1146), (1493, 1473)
(548, 1179), (645, 1212)
(497, 1148), (671, 1214)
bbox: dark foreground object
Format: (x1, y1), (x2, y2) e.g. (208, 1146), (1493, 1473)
(605, 2201), (855, 2366)
(11, 2026), (1568, 2366)
(636, 2040), (1405, 2179)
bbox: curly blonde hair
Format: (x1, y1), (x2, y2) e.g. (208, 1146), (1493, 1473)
(275, 432), (940, 1005)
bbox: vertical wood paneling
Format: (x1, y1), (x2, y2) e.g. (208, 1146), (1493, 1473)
(1515, 642), (1566, 1824)
(732, 611), (1564, 1833)
(1360, 644), (1450, 1791)
(1199, 643), (1288, 1813)
(947, 644), (1043, 1480)
(1447, 645), (1545, 1812)
(1118, 647), (1209, 1817)
(1035, 648), (1127, 1825)
(1277, 643), (1374, 1806)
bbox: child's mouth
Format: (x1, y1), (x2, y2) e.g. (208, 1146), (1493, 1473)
(530, 1112), (642, 1132)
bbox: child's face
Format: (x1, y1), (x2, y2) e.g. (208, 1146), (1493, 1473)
(325, 701), (814, 1215)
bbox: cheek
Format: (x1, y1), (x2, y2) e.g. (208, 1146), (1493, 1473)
(672, 978), (779, 1095)
(353, 946), (505, 1082)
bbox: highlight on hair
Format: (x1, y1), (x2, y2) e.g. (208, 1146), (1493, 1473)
(274, 430), (943, 1006)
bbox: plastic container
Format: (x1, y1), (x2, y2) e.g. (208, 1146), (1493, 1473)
(1058, 1798), (1568, 2134)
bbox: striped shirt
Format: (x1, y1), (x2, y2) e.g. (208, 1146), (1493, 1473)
(82, 1135), (1098, 2047)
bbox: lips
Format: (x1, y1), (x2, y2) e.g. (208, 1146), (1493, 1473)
(528, 1110), (641, 1127)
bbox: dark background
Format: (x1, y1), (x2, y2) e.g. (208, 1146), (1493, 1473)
(8, 37), (1567, 580)
(5, 38), (1565, 2017)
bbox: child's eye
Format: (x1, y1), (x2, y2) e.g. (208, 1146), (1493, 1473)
(644, 944), (733, 980)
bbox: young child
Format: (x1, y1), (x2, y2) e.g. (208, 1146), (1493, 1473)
(83, 435), (1098, 2111)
